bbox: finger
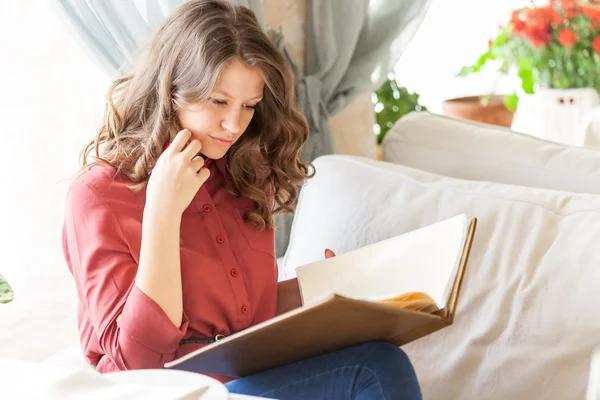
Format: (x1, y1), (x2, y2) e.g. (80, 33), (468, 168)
(191, 155), (206, 172)
(324, 249), (336, 259)
(197, 166), (211, 183)
(182, 139), (202, 160)
(169, 129), (192, 152)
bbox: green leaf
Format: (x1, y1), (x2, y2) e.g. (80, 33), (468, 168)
(457, 66), (475, 77)
(517, 57), (533, 71)
(374, 78), (426, 144)
(0, 274), (14, 304)
(499, 59), (511, 74)
(457, 50), (493, 77)
(518, 66), (535, 94)
(493, 27), (510, 47)
(521, 75), (535, 94)
(504, 93), (519, 112)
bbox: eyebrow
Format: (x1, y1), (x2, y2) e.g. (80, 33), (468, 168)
(214, 90), (263, 102)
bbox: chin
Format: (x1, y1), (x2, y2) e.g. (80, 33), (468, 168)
(202, 147), (229, 160)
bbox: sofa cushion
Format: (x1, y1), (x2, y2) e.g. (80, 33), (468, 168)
(281, 154), (600, 400)
(382, 111), (600, 194)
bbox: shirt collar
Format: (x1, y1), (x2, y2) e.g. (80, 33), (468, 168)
(205, 156), (227, 178)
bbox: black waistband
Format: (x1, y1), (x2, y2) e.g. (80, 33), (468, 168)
(179, 334), (226, 345)
(180, 337), (216, 345)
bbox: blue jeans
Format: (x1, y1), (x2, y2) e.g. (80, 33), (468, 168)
(225, 341), (422, 399)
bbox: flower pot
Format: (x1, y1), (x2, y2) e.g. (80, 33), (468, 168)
(442, 95), (514, 128)
(525, 88), (600, 146)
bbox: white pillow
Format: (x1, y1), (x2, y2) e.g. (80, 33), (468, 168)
(282, 154), (600, 400)
(382, 111), (600, 194)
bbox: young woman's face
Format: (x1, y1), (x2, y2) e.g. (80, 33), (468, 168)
(177, 58), (265, 160)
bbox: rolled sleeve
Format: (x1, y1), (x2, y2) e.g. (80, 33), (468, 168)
(118, 284), (189, 354)
(63, 179), (187, 371)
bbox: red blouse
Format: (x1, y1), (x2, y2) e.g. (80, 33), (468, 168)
(62, 157), (277, 379)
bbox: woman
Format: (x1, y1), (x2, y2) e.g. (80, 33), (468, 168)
(62, 0), (422, 398)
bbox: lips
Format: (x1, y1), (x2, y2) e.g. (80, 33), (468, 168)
(210, 136), (233, 145)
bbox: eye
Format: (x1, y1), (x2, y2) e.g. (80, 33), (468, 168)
(211, 98), (227, 106)
(243, 103), (258, 111)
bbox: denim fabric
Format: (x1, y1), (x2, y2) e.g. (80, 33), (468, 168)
(225, 341), (422, 399)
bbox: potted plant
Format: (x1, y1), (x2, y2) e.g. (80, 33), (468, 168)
(1, 274), (14, 304)
(441, 94), (517, 128)
(373, 75), (427, 159)
(456, 0), (600, 141)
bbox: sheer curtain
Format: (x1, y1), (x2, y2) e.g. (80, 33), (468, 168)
(53, 0), (181, 77)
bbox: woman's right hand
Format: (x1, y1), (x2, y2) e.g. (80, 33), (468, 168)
(145, 129), (210, 216)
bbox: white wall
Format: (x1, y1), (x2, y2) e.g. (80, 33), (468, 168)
(0, 0), (109, 312)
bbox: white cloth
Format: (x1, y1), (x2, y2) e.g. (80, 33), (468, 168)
(0, 358), (218, 399)
(0, 358), (267, 399)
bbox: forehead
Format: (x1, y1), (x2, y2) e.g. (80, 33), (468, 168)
(214, 58), (264, 99)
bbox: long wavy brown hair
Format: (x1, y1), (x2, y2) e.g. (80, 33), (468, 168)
(81, 0), (314, 229)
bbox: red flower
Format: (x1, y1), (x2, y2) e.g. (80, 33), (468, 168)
(510, 8), (527, 34)
(511, 7), (554, 47)
(558, 28), (578, 47)
(545, 6), (565, 24)
(557, 0), (578, 10)
(593, 36), (600, 52)
(526, 24), (552, 47)
(550, 0), (579, 17)
(583, 5), (600, 22)
(531, 5), (565, 25)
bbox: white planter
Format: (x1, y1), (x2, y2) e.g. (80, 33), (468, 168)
(518, 88), (600, 146)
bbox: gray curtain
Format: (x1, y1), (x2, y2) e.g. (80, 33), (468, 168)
(53, 0), (433, 256)
(293, 0), (433, 162)
(273, 0), (433, 257)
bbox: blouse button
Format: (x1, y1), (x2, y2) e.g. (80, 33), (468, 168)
(230, 269), (238, 277)
(203, 204), (211, 212)
(241, 305), (249, 314)
(216, 235), (225, 244)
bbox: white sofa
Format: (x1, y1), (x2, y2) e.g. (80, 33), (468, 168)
(2, 111), (600, 399)
(280, 112), (600, 399)
(381, 111), (600, 194)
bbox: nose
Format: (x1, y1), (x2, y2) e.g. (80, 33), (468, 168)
(221, 108), (242, 135)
